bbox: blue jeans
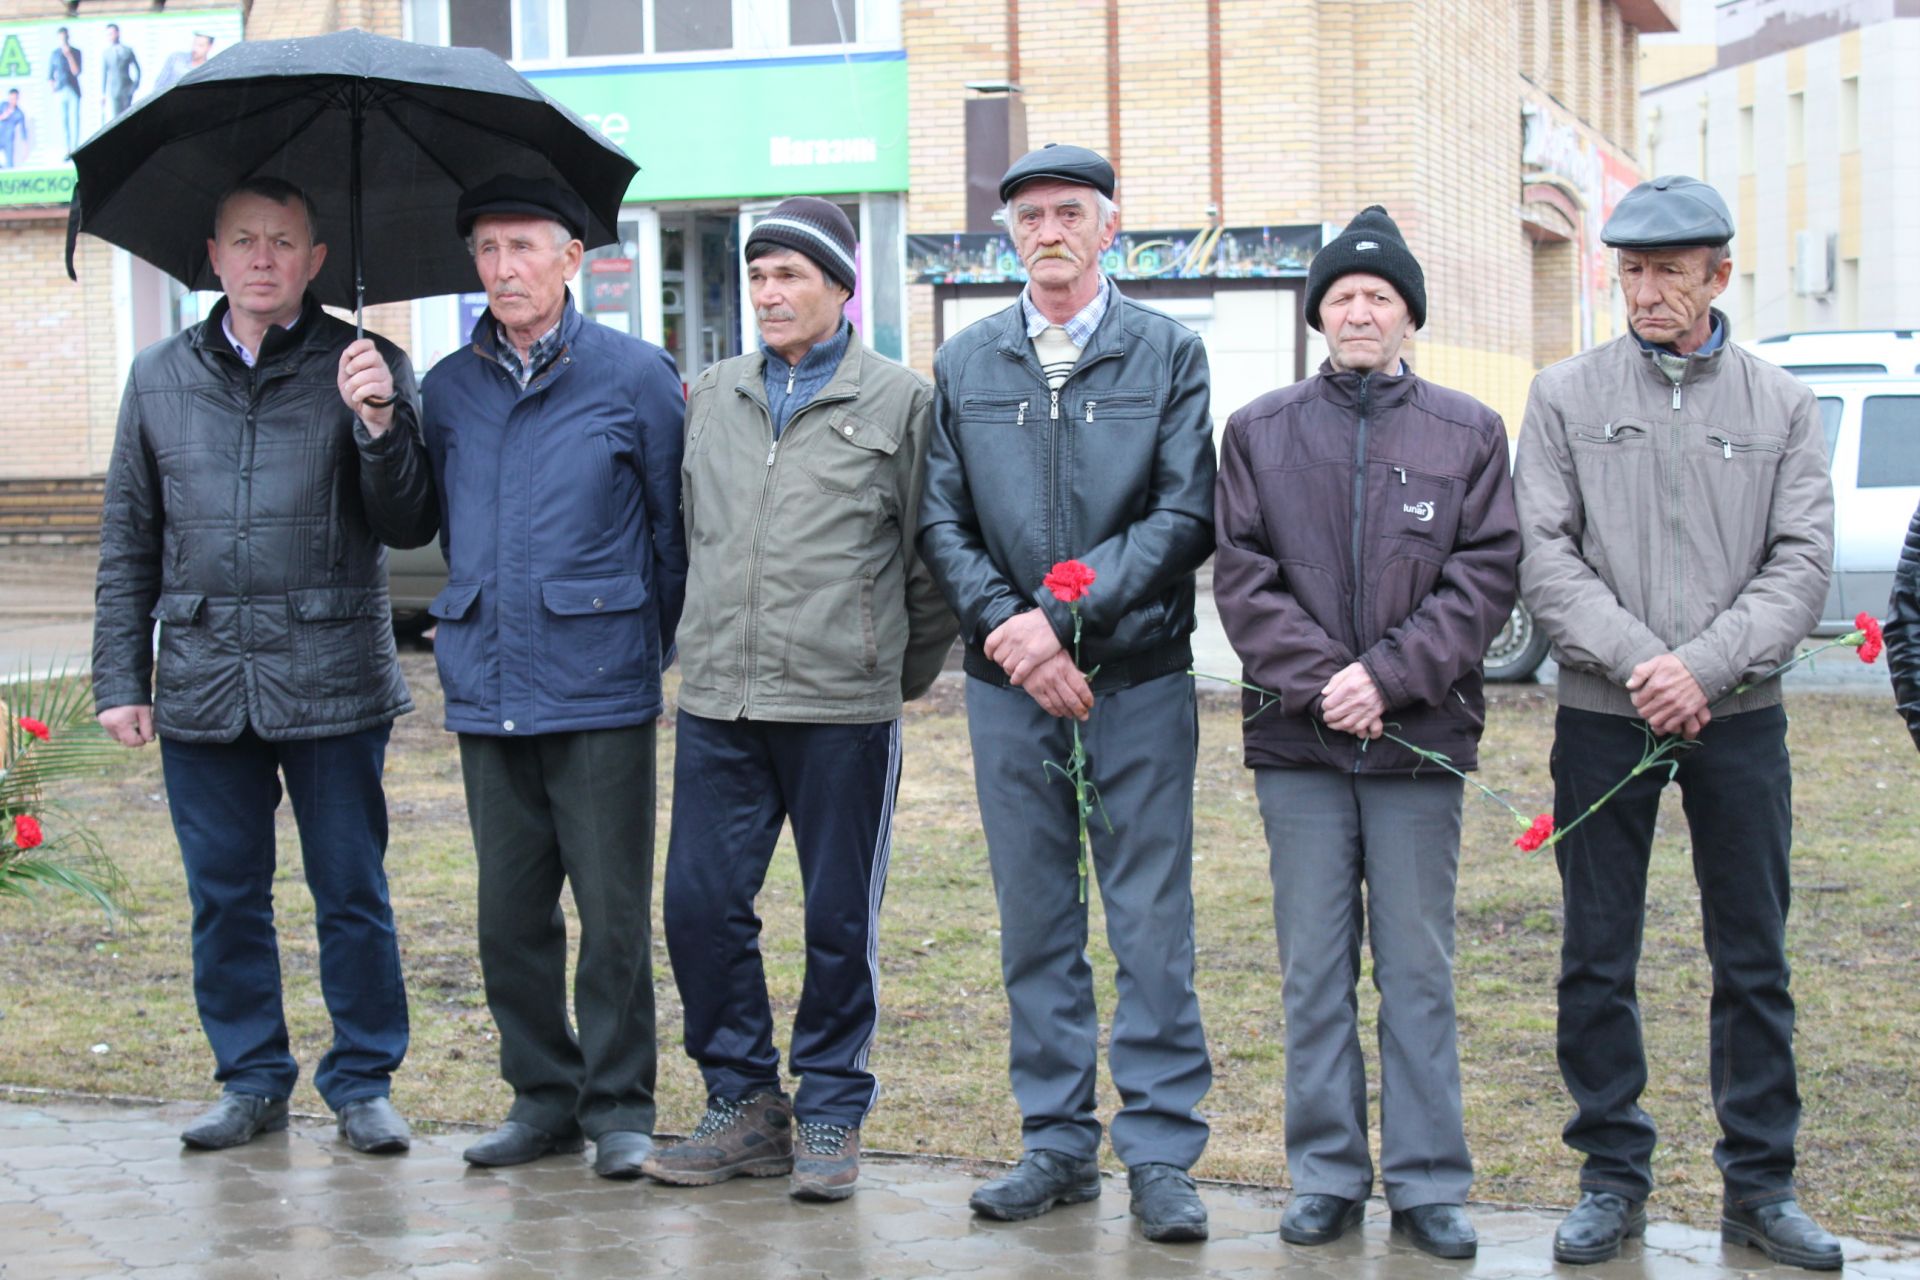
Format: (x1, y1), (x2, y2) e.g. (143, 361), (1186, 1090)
(1552, 704), (1799, 1208)
(56, 87), (79, 155)
(160, 724), (408, 1109)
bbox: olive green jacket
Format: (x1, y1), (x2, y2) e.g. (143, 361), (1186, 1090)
(675, 330), (957, 722)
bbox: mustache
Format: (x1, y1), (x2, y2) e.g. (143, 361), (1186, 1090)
(756, 307), (797, 323)
(1026, 245), (1079, 264)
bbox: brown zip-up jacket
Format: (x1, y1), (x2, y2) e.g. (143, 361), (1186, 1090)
(676, 329), (957, 723)
(1513, 314), (1834, 719)
(1213, 361), (1520, 773)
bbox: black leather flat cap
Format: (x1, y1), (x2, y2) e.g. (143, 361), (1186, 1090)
(1601, 175), (1734, 249)
(998, 143), (1116, 202)
(456, 175), (589, 241)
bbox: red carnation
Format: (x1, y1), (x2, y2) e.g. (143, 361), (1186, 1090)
(1854, 612), (1884, 664)
(1514, 813), (1555, 852)
(13, 814), (43, 850)
(18, 717), (50, 741)
(1043, 559), (1097, 604)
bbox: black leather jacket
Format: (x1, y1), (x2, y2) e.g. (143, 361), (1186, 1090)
(1888, 498), (1920, 752)
(92, 296), (436, 742)
(918, 287), (1215, 688)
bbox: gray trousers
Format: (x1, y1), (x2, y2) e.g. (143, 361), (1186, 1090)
(458, 726), (658, 1140)
(1255, 767), (1472, 1209)
(966, 671), (1211, 1168)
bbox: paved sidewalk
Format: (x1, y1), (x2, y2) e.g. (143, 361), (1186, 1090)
(3, 1098), (1915, 1279)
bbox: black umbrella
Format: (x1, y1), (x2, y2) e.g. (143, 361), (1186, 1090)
(65, 28), (637, 326)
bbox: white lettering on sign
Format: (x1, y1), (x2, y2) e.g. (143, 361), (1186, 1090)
(770, 136), (879, 167)
(585, 112), (631, 147)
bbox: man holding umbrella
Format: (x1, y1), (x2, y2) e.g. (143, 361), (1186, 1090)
(94, 177), (432, 1154)
(403, 176), (687, 1179)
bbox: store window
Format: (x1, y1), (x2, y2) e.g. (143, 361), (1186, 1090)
(409, 0), (884, 58)
(790, 0), (857, 44)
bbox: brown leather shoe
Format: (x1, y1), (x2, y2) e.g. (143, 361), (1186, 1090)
(791, 1121), (860, 1202)
(640, 1092), (794, 1186)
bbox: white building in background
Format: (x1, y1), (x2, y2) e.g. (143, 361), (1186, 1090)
(1639, 0), (1920, 339)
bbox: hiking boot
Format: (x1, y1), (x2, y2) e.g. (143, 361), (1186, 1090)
(640, 1091), (794, 1186)
(790, 1120), (860, 1202)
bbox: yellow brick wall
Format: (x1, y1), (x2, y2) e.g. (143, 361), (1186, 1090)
(0, 221), (123, 478)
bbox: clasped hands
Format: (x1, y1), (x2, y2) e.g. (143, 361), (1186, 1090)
(984, 607), (1092, 721)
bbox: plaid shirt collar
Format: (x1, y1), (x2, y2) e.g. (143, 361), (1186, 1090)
(1021, 277), (1110, 345)
(493, 318), (564, 389)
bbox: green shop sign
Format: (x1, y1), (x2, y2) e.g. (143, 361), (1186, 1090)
(0, 7), (244, 207)
(524, 50), (907, 202)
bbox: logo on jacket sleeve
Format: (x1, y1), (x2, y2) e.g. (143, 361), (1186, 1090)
(1403, 500), (1435, 523)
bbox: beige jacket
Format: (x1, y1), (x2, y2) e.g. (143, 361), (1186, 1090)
(676, 330), (956, 723)
(1514, 317), (1834, 718)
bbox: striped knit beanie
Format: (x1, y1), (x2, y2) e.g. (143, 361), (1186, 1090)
(745, 197), (859, 296)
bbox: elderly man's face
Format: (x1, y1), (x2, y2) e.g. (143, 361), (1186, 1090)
(472, 214), (581, 336)
(1007, 180), (1115, 293)
(1618, 247), (1730, 350)
(1319, 272), (1414, 374)
(749, 247), (847, 366)
(206, 192), (326, 330)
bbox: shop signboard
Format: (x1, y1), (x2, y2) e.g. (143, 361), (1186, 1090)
(525, 50), (907, 202)
(0, 7), (244, 207)
(909, 224), (1322, 285)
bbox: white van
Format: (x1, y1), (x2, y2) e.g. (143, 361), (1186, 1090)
(1801, 374), (1920, 632)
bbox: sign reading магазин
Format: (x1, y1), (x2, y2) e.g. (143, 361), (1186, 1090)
(0, 7), (244, 207)
(524, 50), (906, 203)
(910, 224), (1322, 285)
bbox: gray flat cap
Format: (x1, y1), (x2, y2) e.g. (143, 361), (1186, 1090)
(999, 143), (1115, 202)
(1602, 175), (1734, 249)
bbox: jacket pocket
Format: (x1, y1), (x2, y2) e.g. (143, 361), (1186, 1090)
(287, 587), (379, 702)
(537, 571), (653, 701)
(801, 408), (902, 499)
(151, 592), (207, 695)
(775, 574), (878, 702)
(428, 581), (489, 708)
(1372, 463), (1462, 560)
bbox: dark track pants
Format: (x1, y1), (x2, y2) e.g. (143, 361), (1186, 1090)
(664, 711), (902, 1125)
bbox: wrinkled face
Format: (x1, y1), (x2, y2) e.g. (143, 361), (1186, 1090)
(748, 247), (847, 360)
(1319, 272), (1414, 374)
(1006, 180), (1116, 292)
(206, 192), (326, 330)
(471, 214), (581, 334)
(1618, 247), (1730, 348)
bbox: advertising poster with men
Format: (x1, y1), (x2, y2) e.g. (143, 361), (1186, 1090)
(0, 7), (243, 205)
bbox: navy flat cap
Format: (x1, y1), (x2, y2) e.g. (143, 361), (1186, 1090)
(998, 143), (1116, 202)
(1602, 175), (1734, 249)
(456, 175), (588, 242)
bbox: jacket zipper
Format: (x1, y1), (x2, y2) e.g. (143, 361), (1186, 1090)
(1349, 373), (1372, 772)
(1668, 364), (1686, 650)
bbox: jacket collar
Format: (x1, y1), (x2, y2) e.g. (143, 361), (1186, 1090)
(1627, 307), (1732, 388)
(469, 297), (584, 393)
(735, 323), (866, 409)
(191, 293), (320, 369)
(995, 280), (1130, 369)
(1315, 357), (1418, 410)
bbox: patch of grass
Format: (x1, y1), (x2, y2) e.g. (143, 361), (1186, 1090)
(1, 663), (1915, 1240)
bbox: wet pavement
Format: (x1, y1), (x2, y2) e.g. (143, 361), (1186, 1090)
(2, 1096), (1915, 1279)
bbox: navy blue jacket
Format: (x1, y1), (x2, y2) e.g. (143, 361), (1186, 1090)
(417, 302), (687, 736)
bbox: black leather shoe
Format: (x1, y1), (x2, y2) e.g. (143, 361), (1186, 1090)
(1127, 1163), (1209, 1243)
(1280, 1193), (1364, 1245)
(462, 1120), (586, 1168)
(1392, 1203), (1478, 1259)
(969, 1149), (1102, 1221)
(1722, 1199), (1843, 1271)
(1554, 1191), (1647, 1264)
(336, 1097), (411, 1154)
(181, 1093), (289, 1150)
(593, 1130), (654, 1180)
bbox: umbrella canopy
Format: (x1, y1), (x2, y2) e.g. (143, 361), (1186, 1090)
(65, 28), (637, 310)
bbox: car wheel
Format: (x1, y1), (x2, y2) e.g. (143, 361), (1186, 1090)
(1484, 602), (1550, 682)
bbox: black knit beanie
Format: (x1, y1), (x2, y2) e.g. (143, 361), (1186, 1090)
(744, 197), (859, 297)
(1305, 205), (1426, 330)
